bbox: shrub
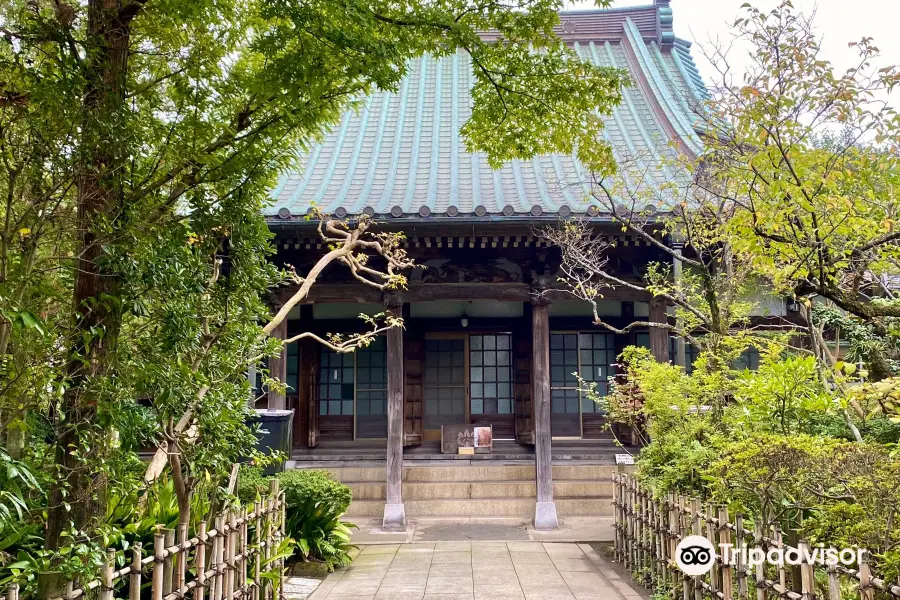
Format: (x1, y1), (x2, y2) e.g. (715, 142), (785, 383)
(237, 467), (355, 570)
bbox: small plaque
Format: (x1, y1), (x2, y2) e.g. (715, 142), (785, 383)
(458, 447), (475, 455)
(615, 454), (635, 465)
(474, 426), (493, 454)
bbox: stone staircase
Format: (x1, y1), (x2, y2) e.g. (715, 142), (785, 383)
(296, 462), (618, 521)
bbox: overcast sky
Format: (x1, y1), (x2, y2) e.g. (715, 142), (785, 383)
(582, 0), (899, 101)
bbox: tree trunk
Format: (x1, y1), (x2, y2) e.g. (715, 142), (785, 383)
(45, 0), (133, 553)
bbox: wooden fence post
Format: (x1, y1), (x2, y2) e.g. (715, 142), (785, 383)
(153, 532), (166, 600)
(196, 521), (208, 600)
(214, 514), (226, 600)
(718, 506), (733, 600)
(130, 543), (143, 600)
(774, 524), (786, 591)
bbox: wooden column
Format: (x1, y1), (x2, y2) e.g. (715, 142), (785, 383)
(382, 299), (406, 530)
(672, 244), (686, 368)
(531, 298), (558, 529)
(268, 317), (288, 409)
(649, 297), (669, 363)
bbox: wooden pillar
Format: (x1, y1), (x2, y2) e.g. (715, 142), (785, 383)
(673, 244), (686, 368)
(382, 298), (406, 530)
(531, 298), (558, 530)
(268, 317), (288, 409)
(649, 297), (669, 363)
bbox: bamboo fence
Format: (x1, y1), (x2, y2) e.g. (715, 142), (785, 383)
(613, 473), (900, 600)
(1, 479), (285, 600)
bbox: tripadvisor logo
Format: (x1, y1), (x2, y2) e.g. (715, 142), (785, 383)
(674, 535), (865, 576)
(676, 536), (717, 576)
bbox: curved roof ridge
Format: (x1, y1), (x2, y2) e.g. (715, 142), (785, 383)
(622, 18), (702, 156)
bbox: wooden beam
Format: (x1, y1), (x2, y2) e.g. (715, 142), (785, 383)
(408, 283), (531, 302)
(672, 246), (686, 367)
(382, 303), (406, 530)
(531, 300), (558, 530)
(268, 318), (288, 409)
(649, 297), (669, 363)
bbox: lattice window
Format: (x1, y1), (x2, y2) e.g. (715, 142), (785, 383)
(286, 342), (299, 393)
(423, 339), (466, 429)
(549, 332), (614, 415)
(318, 349), (354, 415)
(469, 334), (514, 414)
(356, 337), (387, 416)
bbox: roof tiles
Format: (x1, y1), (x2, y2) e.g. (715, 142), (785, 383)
(266, 4), (707, 220)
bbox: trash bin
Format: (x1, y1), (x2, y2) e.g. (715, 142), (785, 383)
(247, 409), (294, 475)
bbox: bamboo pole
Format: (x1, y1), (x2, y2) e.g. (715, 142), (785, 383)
(860, 550), (874, 600)
(225, 509), (236, 600)
(638, 485), (646, 584)
(241, 507), (249, 598)
(196, 521), (208, 600)
(253, 500), (262, 600)
(100, 549), (114, 600)
(718, 507), (733, 600)
(680, 496), (690, 600)
(691, 498), (702, 600)
(754, 522), (767, 600)
(265, 484), (276, 600)
(774, 524), (786, 591)
(162, 528), (175, 597)
(798, 540), (816, 600)
(153, 532), (166, 600)
(735, 514), (748, 600)
(214, 514), (226, 600)
(627, 477), (635, 572)
(176, 522), (188, 596)
(655, 497), (665, 587)
(826, 564), (841, 600)
(130, 543), (143, 600)
(705, 503), (718, 598)
(613, 474), (621, 563)
(7, 584), (18, 600)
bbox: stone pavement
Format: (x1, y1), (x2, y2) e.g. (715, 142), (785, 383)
(307, 541), (649, 600)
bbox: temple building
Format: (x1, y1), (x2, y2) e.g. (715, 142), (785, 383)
(258, 1), (778, 530)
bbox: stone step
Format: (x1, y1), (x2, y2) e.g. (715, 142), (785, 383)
(309, 463), (623, 483)
(343, 497), (614, 518)
(347, 479), (615, 501)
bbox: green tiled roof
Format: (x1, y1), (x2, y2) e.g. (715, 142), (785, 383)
(266, 3), (707, 221)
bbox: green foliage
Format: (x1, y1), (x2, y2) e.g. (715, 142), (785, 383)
(0, 448), (40, 527)
(702, 434), (900, 580)
(727, 355), (833, 435)
(238, 467), (354, 570)
(275, 470), (355, 569)
(277, 470), (352, 516)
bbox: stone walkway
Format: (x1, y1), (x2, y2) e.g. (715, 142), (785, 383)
(308, 541), (648, 600)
